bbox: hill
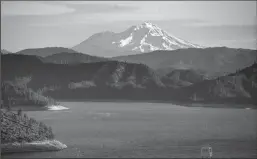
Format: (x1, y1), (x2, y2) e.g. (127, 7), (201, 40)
(112, 47), (257, 78)
(2, 54), (168, 100)
(1, 79), (57, 110)
(2, 54), (256, 107)
(161, 69), (208, 88)
(177, 63), (257, 105)
(16, 47), (78, 57)
(1, 108), (66, 153)
(1, 109), (54, 144)
(43, 52), (108, 64)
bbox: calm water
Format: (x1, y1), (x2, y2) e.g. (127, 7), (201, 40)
(2, 102), (257, 158)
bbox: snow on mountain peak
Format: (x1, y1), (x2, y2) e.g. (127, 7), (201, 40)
(72, 21), (204, 56)
(135, 22), (164, 36)
(111, 22), (204, 52)
(119, 33), (133, 47)
(142, 21), (155, 27)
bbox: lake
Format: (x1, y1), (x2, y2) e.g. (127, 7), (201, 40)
(2, 102), (257, 158)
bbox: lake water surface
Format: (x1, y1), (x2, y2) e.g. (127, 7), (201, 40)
(2, 102), (257, 158)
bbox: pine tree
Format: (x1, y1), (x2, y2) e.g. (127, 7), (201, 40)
(23, 113), (28, 119)
(17, 108), (22, 116)
(6, 104), (11, 111)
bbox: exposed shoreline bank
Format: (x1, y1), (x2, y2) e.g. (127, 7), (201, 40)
(45, 105), (70, 111)
(1, 140), (67, 154)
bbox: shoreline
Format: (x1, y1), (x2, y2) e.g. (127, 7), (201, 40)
(1, 139), (67, 154)
(9, 105), (70, 111)
(45, 105), (70, 111)
(8, 100), (256, 111)
(58, 99), (257, 109)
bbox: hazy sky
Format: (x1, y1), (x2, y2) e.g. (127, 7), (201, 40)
(1, 1), (256, 53)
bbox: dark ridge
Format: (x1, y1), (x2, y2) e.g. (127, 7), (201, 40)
(43, 52), (108, 64)
(16, 47), (78, 57)
(2, 54), (257, 107)
(112, 47), (257, 78)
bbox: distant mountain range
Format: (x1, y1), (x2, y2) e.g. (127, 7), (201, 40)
(16, 47), (77, 57)
(8, 46), (257, 79)
(11, 47), (107, 64)
(72, 22), (203, 57)
(2, 54), (165, 90)
(112, 47), (257, 78)
(2, 54), (257, 108)
(43, 52), (108, 64)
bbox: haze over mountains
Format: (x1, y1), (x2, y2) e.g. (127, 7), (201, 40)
(72, 22), (203, 57)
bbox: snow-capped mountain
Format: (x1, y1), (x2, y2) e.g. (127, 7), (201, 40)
(72, 22), (203, 57)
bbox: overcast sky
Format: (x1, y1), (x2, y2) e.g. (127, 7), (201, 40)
(1, 1), (256, 52)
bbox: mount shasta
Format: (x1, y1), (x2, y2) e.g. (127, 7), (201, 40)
(72, 22), (203, 57)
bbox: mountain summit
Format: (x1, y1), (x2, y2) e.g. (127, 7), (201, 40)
(72, 22), (203, 57)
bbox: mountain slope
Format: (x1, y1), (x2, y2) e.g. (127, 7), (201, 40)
(2, 54), (165, 91)
(43, 52), (108, 64)
(1, 109), (54, 144)
(113, 47), (257, 77)
(178, 63), (257, 104)
(1, 80), (56, 108)
(2, 54), (172, 101)
(161, 69), (208, 88)
(1, 54), (44, 80)
(2, 54), (256, 106)
(16, 47), (78, 57)
(72, 22), (203, 57)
